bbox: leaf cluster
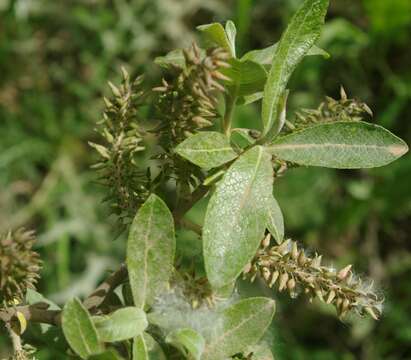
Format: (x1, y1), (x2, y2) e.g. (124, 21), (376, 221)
(1, 0), (409, 359)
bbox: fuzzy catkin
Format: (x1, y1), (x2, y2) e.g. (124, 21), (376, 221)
(244, 236), (383, 320)
(0, 229), (41, 305)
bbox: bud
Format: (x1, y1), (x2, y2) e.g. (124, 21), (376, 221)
(311, 254), (322, 268)
(337, 265), (352, 281)
(261, 267), (271, 282)
(298, 251), (307, 266)
(278, 272), (289, 292)
(269, 270), (279, 288)
(326, 290), (336, 304)
(364, 306), (379, 320)
(243, 262), (252, 274)
(287, 278), (296, 291)
(291, 241), (299, 260)
(108, 81), (122, 98)
(277, 239), (291, 255)
(262, 233), (271, 248)
(340, 86), (347, 101)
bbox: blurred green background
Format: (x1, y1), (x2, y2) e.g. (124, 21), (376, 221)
(1, 0), (410, 359)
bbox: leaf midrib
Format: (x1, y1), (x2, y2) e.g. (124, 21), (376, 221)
(141, 201), (155, 309)
(269, 142), (405, 155)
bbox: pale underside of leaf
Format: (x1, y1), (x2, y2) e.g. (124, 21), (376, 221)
(62, 298), (103, 359)
(202, 297), (276, 360)
(94, 307), (148, 342)
(203, 146), (273, 288)
(127, 194), (175, 309)
(166, 328), (205, 360)
(267, 195), (284, 244)
(175, 132), (238, 169)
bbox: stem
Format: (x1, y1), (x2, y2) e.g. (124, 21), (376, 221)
(179, 218), (202, 235)
(0, 264), (128, 327)
(83, 263), (128, 311)
(223, 92), (237, 136)
(6, 322), (22, 353)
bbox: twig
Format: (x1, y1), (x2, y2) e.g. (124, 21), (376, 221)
(83, 263), (128, 311)
(0, 264), (128, 327)
(179, 218), (202, 235)
(6, 322), (22, 353)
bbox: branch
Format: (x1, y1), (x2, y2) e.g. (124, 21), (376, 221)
(83, 263), (128, 311)
(0, 264), (128, 327)
(179, 218), (202, 235)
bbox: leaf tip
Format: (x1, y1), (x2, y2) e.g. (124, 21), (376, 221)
(388, 143), (409, 158)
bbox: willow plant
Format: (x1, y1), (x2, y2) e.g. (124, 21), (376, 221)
(1, 0), (409, 359)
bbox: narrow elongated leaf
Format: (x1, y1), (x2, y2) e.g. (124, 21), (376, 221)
(127, 194), (175, 309)
(202, 297), (276, 360)
(62, 298), (103, 359)
(166, 328), (205, 360)
(94, 307), (148, 342)
(242, 43), (329, 65)
(221, 59), (267, 96)
(197, 23), (233, 56)
(133, 333), (166, 360)
(203, 146), (273, 288)
(225, 20), (237, 57)
(175, 132), (238, 169)
(261, 0), (329, 138)
(267, 195), (284, 244)
(89, 350), (124, 360)
(268, 121), (409, 169)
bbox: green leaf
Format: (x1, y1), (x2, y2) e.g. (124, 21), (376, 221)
(239, 92), (263, 106)
(268, 121), (409, 169)
(267, 195), (284, 244)
(26, 289), (60, 334)
(242, 43), (329, 65)
(243, 343), (274, 360)
(202, 297), (276, 360)
(155, 48), (206, 69)
(127, 194), (175, 309)
(133, 333), (167, 360)
(62, 298), (103, 359)
(154, 49), (186, 69)
(197, 23), (233, 56)
(230, 128), (258, 149)
(203, 146), (273, 288)
(261, 0), (329, 139)
(166, 328), (205, 360)
(89, 350), (124, 360)
(93, 307), (148, 342)
(221, 59), (267, 96)
(225, 20), (237, 57)
(175, 132), (238, 169)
